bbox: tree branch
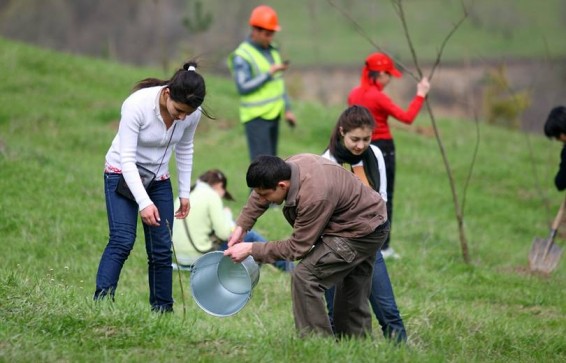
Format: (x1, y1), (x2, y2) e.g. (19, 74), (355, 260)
(391, 0), (471, 263)
(326, 0), (416, 79)
(390, 0), (421, 80)
(429, 2), (468, 80)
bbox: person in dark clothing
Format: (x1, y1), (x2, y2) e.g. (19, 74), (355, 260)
(543, 106), (566, 191)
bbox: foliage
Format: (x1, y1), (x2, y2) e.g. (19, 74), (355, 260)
(483, 65), (532, 130)
(1, 38), (565, 362)
(182, 0), (213, 34)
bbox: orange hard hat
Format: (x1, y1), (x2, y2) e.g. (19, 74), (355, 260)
(365, 53), (402, 78)
(249, 5), (281, 32)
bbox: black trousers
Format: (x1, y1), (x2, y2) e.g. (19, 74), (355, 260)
(371, 139), (395, 250)
(244, 116), (280, 162)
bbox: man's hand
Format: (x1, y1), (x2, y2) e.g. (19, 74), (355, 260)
(269, 62), (289, 76)
(285, 110), (297, 128)
(228, 226), (246, 247)
(224, 242), (253, 263)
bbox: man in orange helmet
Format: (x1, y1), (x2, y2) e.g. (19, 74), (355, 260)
(227, 5), (297, 162)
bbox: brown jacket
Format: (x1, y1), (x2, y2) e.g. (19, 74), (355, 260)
(236, 154), (387, 263)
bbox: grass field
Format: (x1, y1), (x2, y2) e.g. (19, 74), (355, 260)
(203, 0), (566, 66)
(1, 37), (565, 362)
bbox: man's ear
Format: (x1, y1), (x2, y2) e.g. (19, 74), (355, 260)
(278, 180), (290, 190)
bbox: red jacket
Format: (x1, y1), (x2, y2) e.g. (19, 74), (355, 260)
(348, 82), (425, 141)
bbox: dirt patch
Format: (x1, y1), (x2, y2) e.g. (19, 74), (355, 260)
(391, 123), (436, 138)
(505, 265), (554, 278)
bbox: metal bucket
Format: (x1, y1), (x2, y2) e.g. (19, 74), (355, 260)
(190, 251), (260, 317)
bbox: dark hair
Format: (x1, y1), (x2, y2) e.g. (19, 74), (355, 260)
(368, 70), (383, 85)
(195, 169), (234, 201)
(328, 105), (374, 155)
(544, 106), (566, 138)
(132, 60), (213, 119)
(246, 155), (291, 189)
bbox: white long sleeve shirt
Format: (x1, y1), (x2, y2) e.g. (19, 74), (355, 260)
(105, 86), (201, 210)
(321, 145), (388, 201)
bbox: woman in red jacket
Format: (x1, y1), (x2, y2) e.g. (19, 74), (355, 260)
(348, 52), (430, 259)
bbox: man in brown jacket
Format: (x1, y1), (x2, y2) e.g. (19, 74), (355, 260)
(224, 154), (389, 338)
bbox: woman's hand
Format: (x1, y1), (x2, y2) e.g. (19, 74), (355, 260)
(175, 198), (190, 219)
(417, 76), (431, 97)
(140, 204), (161, 226)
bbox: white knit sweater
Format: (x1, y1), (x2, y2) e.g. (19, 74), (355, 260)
(105, 86), (201, 210)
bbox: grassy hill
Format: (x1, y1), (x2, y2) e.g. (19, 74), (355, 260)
(263, 0), (566, 65)
(196, 0), (566, 67)
(1, 37), (565, 362)
(2, 0), (565, 69)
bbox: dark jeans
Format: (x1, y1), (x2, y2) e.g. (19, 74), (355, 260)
(325, 249), (407, 343)
(94, 173), (175, 312)
(244, 116), (280, 161)
(372, 139), (395, 250)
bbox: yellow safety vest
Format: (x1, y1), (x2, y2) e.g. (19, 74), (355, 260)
(227, 42), (285, 123)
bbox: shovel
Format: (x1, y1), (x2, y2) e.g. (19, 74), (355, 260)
(528, 196), (565, 274)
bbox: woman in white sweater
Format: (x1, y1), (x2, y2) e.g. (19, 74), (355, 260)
(94, 61), (211, 313)
(322, 105), (406, 343)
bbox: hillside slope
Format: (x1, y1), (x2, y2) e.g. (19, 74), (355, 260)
(1, 37), (565, 362)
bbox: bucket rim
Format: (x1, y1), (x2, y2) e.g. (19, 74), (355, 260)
(189, 251), (260, 317)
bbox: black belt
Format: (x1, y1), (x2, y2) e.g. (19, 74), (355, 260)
(375, 220), (390, 232)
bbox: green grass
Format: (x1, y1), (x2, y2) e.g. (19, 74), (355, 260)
(1, 37), (565, 362)
(209, 0), (566, 65)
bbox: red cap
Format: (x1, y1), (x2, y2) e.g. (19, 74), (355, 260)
(365, 53), (402, 78)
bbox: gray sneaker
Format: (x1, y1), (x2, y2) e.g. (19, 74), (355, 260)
(381, 247), (400, 259)
(172, 262), (193, 271)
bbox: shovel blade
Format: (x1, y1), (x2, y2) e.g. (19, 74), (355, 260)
(529, 237), (563, 274)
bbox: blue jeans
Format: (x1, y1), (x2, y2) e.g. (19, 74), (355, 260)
(217, 230), (294, 272)
(94, 173), (175, 312)
(243, 230), (293, 272)
(325, 249), (406, 342)
(244, 116), (280, 161)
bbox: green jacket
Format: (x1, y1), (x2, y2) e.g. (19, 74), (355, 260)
(228, 42), (285, 123)
(172, 181), (233, 264)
